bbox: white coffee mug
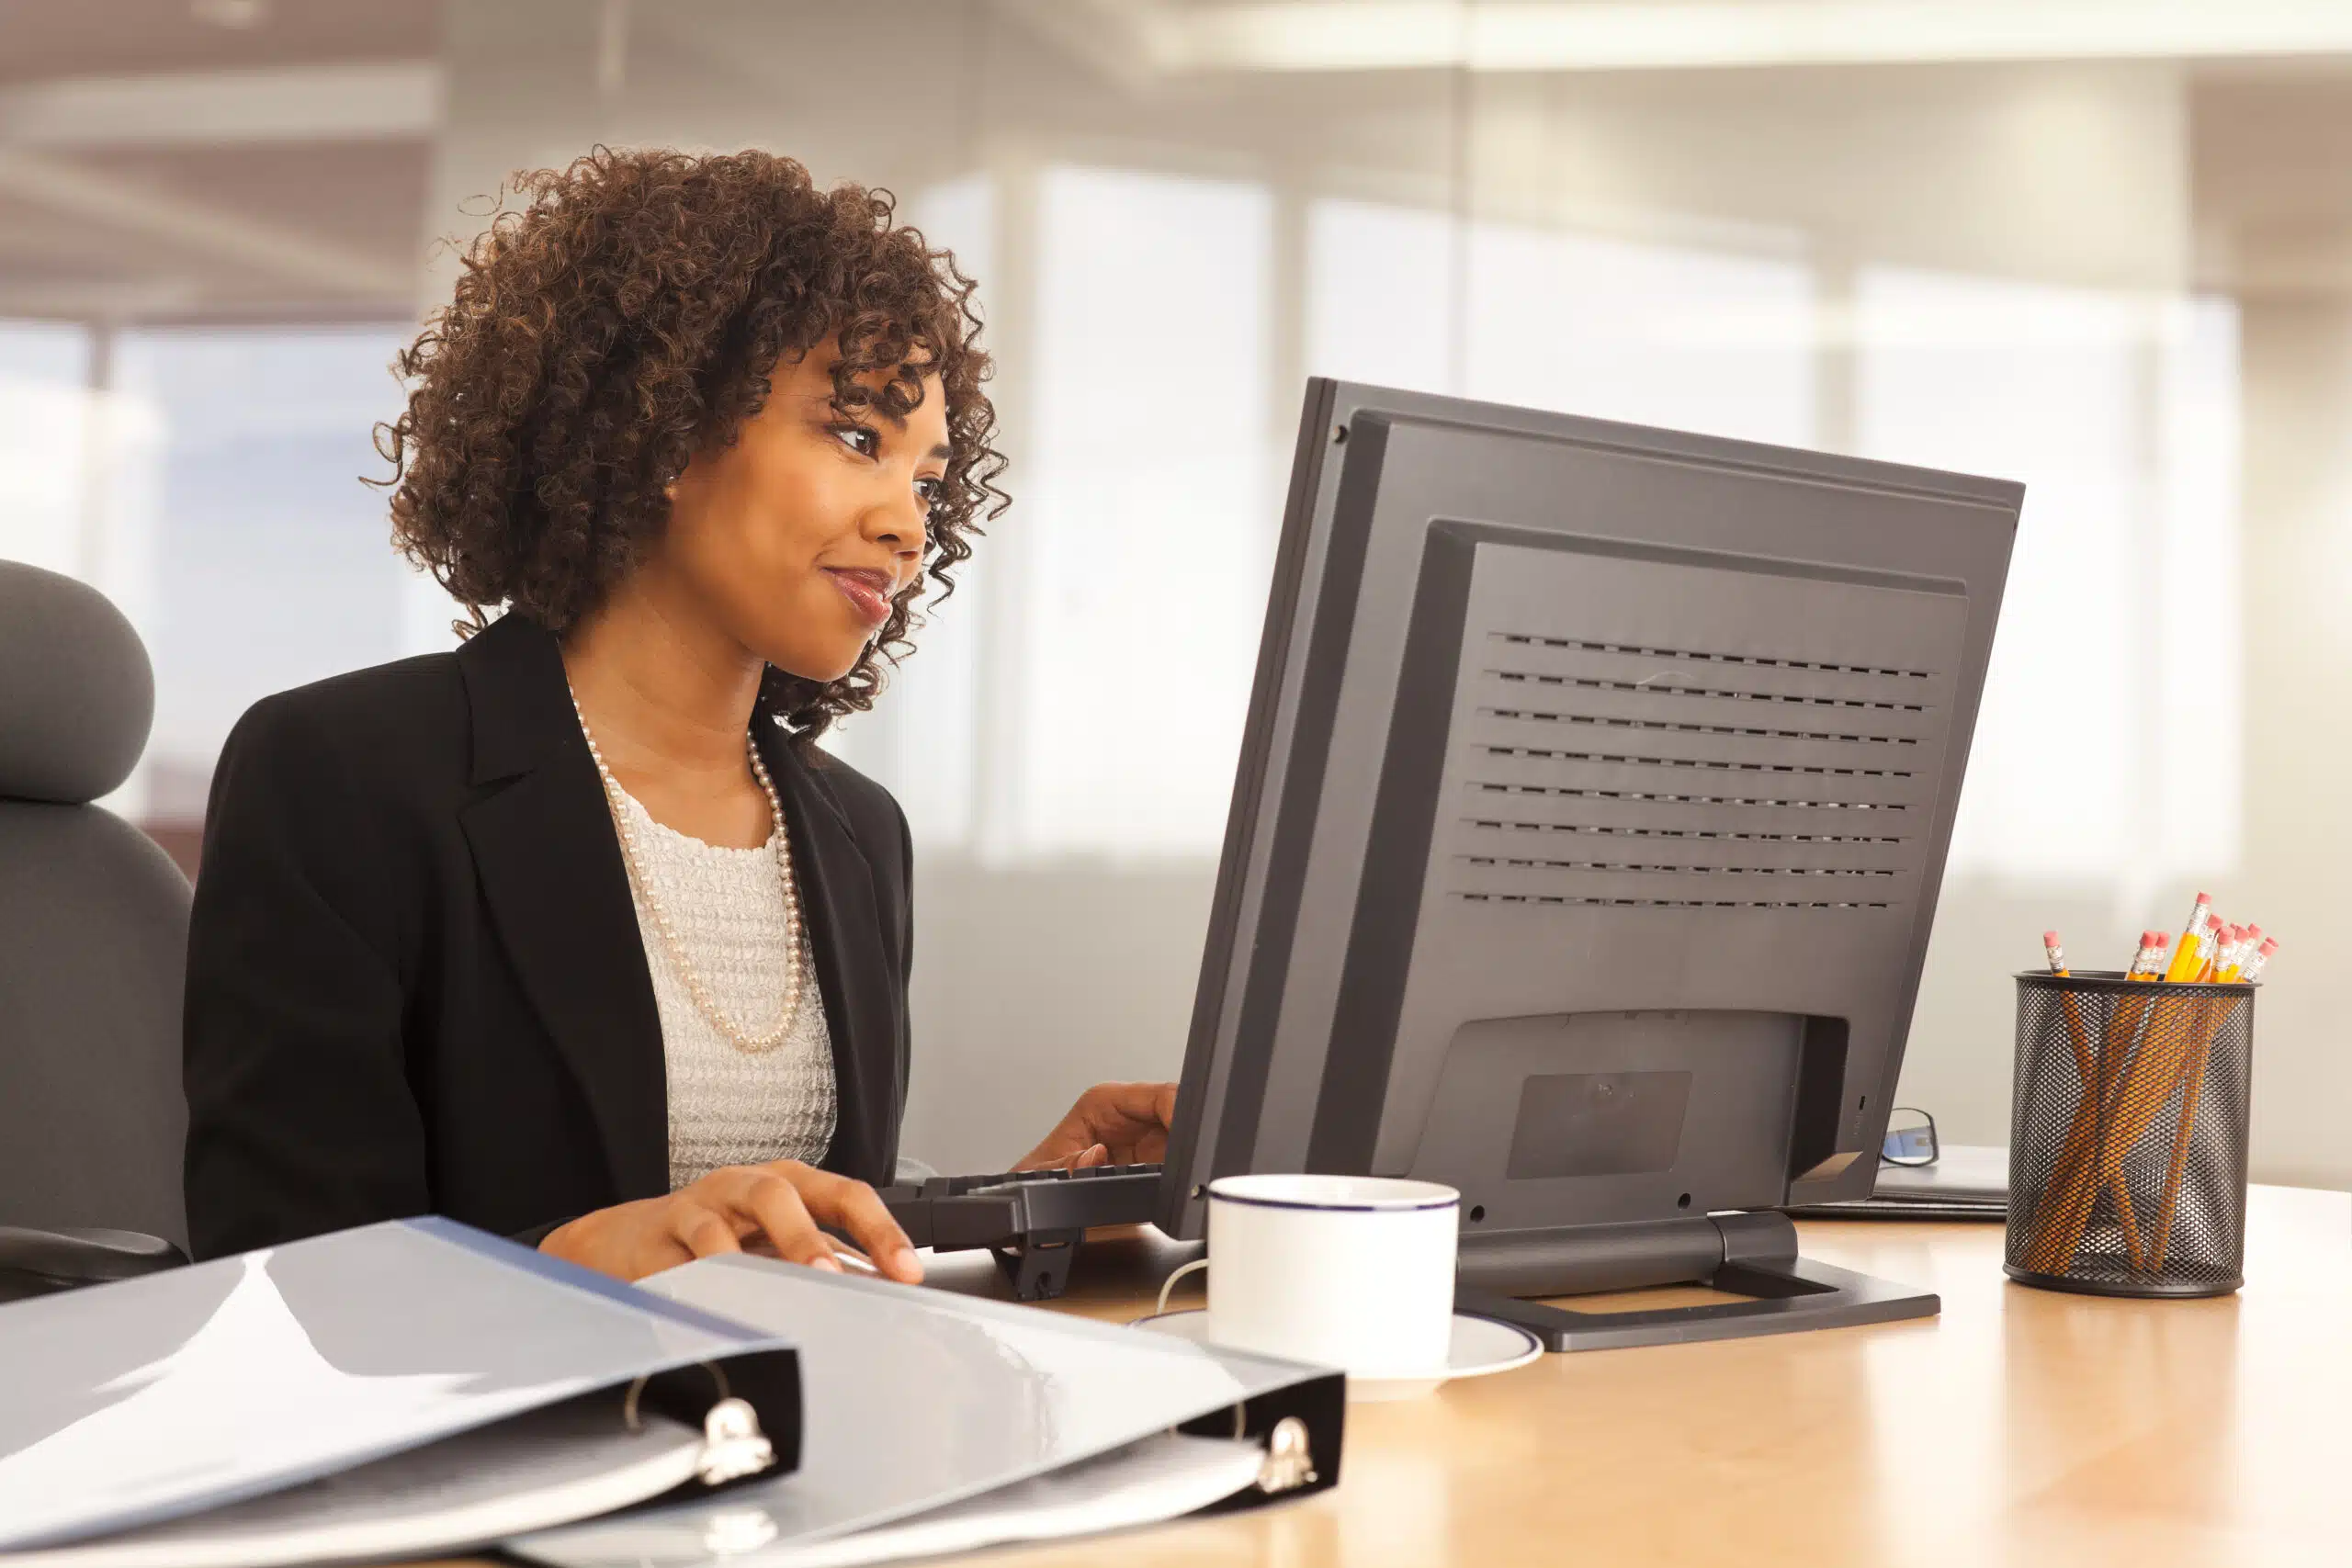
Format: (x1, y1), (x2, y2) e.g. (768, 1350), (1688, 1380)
(1158, 1174), (1459, 1381)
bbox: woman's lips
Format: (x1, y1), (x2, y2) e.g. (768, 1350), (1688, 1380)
(823, 568), (895, 627)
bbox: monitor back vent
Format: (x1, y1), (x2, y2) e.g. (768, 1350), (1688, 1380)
(1449, 631), (1940, 912)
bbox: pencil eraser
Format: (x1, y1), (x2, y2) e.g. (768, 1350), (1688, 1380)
(2154, 933), (2171, 946)
(2042, 931), (2061, 946)
(2260, 937), (2279, 954)
(2196, 891), (2211, 903)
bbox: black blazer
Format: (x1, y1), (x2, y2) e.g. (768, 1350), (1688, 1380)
(182, 614), (912, 1260)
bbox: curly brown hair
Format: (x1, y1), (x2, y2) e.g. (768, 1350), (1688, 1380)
(374, 146), (1004, 739)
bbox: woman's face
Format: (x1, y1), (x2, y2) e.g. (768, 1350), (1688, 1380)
(655, 342), (948, 683)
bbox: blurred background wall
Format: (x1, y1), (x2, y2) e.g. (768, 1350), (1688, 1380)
(3, 0), (2346, 1184)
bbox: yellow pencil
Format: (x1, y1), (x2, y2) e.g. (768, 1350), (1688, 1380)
(2149, 936), (2274, 1269)
(2162, 893), (2214, 983)
(2216, 924), (2259, 984)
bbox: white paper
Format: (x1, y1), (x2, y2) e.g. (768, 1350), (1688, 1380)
(586, 1434), (1263, 1568)
(0, 1398), (706, 1568)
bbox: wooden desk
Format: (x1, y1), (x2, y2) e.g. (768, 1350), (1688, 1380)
(424, 1186), (2345, 1568)
(927, 1185), (2347, 1567)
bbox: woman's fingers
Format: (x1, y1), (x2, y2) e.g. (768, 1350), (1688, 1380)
(791, 1166), (923, 1283)
(1033, 1142), (1108, 1172)
(729, 1168), (841, 1272)
(1099, 1081), (1178, 1125)
(669, 1164), (921, 1285)
(1136, 1088), (1176, 1160)
(1082, 1082), (1180, 1162)
(668, 1199), (743, 1263)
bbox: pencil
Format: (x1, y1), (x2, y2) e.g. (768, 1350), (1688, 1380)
(2149, 937), (2274, 1269)
(2024, 931), (2158, 1271)
(2163, 893), (2215, 983)
(2041, 931), (2100, 1087)
(2032, 919), (2204, 1273)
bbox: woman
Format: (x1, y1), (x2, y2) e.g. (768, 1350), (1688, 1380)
(182, 149), (1175, 1282)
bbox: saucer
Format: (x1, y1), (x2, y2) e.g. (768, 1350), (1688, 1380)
(1129, 1309), (1542, 1401)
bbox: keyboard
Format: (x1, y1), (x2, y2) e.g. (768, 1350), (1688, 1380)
(876, 1164), (1163, 1301)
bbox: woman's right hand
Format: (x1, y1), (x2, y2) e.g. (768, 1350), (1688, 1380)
(539, 1160), (923, 1285)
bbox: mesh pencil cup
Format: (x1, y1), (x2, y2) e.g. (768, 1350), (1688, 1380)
(2006, 971), (2255, 1297)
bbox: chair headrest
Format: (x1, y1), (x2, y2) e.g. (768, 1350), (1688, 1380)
(0, 561), (153, 805)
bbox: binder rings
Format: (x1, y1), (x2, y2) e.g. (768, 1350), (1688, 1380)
(512, 1255), (1346, 1567)
(0, 1218), (799, 1555)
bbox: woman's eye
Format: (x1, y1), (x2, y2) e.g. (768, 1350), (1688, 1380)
(833, 424), (879, 457)
(914, 477), (942, 506)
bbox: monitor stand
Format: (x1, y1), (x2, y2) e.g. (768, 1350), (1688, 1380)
(1453, 1211), (1938, 1353)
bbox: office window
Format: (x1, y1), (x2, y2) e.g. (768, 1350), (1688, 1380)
(1008, 165), (1277, 859)
(2153, 299), (2242, 880)
(0, 321), (95, 580)
(1462, 220), (1815, 448)
(1856, 270), (2240, 886)
(1306, 198), (1454, 393)
(114, 327), (412, 820)
(1307, 199), (1815, 447)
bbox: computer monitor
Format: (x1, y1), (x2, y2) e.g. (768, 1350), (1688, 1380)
(1158, 379), (2018, 1350)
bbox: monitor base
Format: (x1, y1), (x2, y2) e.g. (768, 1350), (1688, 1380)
(1453, 1210), (1939, 1353)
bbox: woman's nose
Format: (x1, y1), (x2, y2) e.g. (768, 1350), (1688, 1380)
(865, 492), (928, 557)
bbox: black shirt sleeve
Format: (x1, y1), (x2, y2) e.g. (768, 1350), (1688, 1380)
(181, 694), (427, 1258)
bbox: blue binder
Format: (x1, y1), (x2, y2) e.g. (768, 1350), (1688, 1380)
(510, 1254), (1346, 1567)
(0, 1217), (799, 1553)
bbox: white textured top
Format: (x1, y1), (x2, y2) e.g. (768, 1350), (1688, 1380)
(609, 786), (839, 1190)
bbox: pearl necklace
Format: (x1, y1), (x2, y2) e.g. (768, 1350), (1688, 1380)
(569, 687), (804, 1055)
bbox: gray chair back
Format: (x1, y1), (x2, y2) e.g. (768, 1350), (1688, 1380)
(0, 559), (190, 1249)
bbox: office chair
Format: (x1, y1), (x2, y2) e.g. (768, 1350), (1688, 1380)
(0, 560), (191, 1302)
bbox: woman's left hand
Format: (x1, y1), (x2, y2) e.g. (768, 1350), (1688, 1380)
(1016, 1082), (1179, 1170)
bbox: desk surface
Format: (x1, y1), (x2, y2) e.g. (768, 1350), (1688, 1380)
(943, 1186), (2347, 1568)
(441, 1185), (2350, 1568)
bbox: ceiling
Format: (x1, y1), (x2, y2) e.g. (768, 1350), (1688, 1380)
(0, 0), (435, 85)
(1, 0), (2348, 328)
(0, 0), (440, 322)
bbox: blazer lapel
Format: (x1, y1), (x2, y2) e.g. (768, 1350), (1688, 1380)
(456, 617), (669, 1201)
(761, 720), (899, 1183)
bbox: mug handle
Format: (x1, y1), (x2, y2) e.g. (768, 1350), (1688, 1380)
(1155, 1257), (1208, 1317)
